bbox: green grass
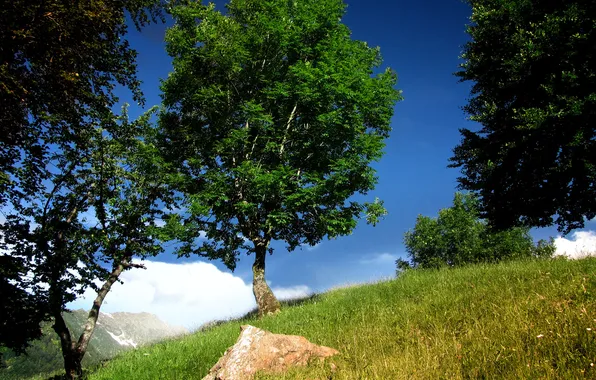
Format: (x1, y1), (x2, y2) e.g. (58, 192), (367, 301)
(78, 258), (596, 379)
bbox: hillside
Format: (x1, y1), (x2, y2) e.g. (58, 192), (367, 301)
(1, 311), (187, 379)
(81, 257), (596, 379)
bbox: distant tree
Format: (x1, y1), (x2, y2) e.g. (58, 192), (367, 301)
(0, 0), (166, 205)
(159, 0), (401, 316)
(450, 0), (596, 234)
(401, 193), (555, 270)
(0, 108), (174, 379)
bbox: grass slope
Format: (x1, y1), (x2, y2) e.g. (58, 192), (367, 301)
(83, 258), (596, 379)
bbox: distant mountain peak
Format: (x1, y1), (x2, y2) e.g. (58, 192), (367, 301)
(1, 310), (188, 379)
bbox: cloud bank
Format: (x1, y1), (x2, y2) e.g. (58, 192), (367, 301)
(68, 260), (311, 330)
(554, 230), (596, 259)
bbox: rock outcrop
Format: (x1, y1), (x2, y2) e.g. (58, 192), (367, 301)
(203, 325), (339, 380)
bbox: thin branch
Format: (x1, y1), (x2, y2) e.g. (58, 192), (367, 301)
(279, 103), (297, 158)
(248, 133), (259, 160)
(66, 186), (94, 224)
(42, 161), (78, 225)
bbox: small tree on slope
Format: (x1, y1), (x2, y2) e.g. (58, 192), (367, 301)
(158, 0), (401, 316)
(399, 193), (555, 271)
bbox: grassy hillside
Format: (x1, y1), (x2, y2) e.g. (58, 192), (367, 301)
(58, 258), (596, 378)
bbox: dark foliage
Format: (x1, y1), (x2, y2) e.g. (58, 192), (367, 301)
(450, 0), (596, 233)
(0, 0), (166, 204)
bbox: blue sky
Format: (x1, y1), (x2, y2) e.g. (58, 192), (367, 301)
(68, 0), (596, 328)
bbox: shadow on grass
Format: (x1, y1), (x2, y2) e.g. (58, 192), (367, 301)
(239, 293), (322, 320)
(195, 293), (322, 333)
(281, 293), (321, 307)
(43, 361), (109, 380)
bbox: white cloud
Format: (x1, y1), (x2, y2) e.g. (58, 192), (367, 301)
(554, 230), (596, 259)
(358, 252), (398, 265)
(271, 285), (312, 300)
(68, 260), (310, 330)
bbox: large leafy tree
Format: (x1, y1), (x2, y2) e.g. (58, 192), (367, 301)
(0, 108), (173, 379)
(450, 0), (596, 233)
(159, 0), (401, 316)
(0, 0), (166, 204)
(400, 193), (555, 270)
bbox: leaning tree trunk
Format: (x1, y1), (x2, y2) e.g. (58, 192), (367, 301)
(53, 258), (131, 379)
(252, 243), (281, 317)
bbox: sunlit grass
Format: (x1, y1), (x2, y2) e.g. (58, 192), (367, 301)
(75, 258), (596, 379)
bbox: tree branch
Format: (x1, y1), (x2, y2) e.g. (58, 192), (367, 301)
(279, 103), (297, 158)
(42, 161), (78, 225)
(75, 255), (136, 356)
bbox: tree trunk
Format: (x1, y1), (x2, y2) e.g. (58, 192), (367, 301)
(75, 258), (129, 357)
(52, 313), (84, 379)
(50, 200), (87, 379)
(252, 243), (280, 317)
(63, 351), (84, 380)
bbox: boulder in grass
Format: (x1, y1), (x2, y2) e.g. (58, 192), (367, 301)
(202, 325), (339, 380)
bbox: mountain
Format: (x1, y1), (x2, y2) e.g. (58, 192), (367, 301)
(0, 310), (187, 379)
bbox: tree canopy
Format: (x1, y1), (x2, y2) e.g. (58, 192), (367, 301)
(159, 0), (401, 315)
(450, 0), (596, 233)
(0, 0), (166, 204)
(400, 193), (555, 271)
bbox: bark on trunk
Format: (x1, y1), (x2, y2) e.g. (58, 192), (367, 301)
(252, 244), (281, 317)
(76, 258), (129, 356)
(63, 352), (83, 380)
(52, 312), (84, 379)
